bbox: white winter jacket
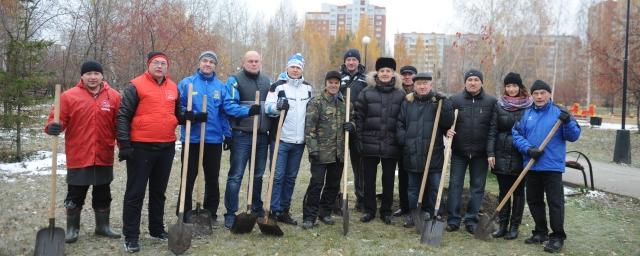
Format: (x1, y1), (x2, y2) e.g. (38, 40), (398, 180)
(265, 77), (313, 144)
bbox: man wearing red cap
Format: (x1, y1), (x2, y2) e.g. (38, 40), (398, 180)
(117, 51), (183, 253)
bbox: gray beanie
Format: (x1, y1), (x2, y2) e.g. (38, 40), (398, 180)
(199, 51), (218, 65)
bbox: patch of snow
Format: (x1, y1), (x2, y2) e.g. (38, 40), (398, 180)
(585, 190), (606, 199)
(577, 120), (638, 131)
(0, 150), (66, 176)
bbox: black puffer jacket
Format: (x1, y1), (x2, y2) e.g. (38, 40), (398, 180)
(397, 91), (455, 173)
(354, 71), (405, 159)
(449, 88), (497, 157)
(486, 102), (526, 175)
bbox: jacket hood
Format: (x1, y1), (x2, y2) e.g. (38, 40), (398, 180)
(405, 91), (437, 103)
(365, 71), (403, 91)
(77, 79), (112, 91)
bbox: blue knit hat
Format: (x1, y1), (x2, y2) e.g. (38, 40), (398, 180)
(286, 53), (305, 70)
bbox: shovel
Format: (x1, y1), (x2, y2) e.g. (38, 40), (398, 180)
(35, 84), (65, 256)
(341, 88), (351, 236)
(474, 120), (562, 241)
(412, 99), (443, 234)
(421, 109), (458, 246)
(186, 95), (213, 236)
(168, 84), (194, 254)
(257, 109), (285, 237)
(231, 91), (261, 234)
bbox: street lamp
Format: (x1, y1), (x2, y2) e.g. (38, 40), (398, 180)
(613, 0), (631, 164)
(362, 36), (371, 70)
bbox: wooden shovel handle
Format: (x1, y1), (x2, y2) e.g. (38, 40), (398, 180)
(178, 84), (193, 214)
(433, 109), (459, 211)
(247, 91), (260, 208)
(494, 120), (562, 213)
(417, 100), (443, 204)
(342, 88), (350, 200)
(196, 95), (207, 205)
(49, 84), (61, 219)
(264, 109), (286, 218)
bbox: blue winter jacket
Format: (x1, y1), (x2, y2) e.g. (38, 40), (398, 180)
(178, 70), (234, 144)
(512, 101), (581, 172)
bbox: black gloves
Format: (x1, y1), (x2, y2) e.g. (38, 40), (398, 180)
(435, 93), (446, 100)
(559, 109), (571, 124)
(223, 137), (232, 151)
(342, 122), (355, 132)
(195, 112), (207, 122)
(184, 111), (195, 122)
(248, 104), (261, 116)
(527, 147), (543, 159)
(309, 152), (320, 162)
(46, 122), (62, 136)
(276, 98), (289, 111)
(118, 141), (134, 162)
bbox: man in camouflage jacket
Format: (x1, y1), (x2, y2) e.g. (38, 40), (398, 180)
(301, 71), (355, 229)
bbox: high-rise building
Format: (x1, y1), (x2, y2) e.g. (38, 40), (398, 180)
(305, 0), (386, 49)
(394, 32), (451, 88)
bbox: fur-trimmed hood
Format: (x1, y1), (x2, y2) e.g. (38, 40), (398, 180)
(365, 71), (404, 92)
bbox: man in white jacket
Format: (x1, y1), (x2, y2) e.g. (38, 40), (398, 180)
(265, 53), (313, 225)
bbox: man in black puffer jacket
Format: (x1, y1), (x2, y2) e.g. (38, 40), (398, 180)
(355, 57), (405, 224)
(445, 69), (497, 234)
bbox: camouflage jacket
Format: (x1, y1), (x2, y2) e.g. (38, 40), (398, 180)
(305, 91), (347, 164)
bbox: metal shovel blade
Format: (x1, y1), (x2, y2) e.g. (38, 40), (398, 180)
(411, 206), (425, 234)
(231, 212), (257, 234)
(185, 204), (212, 237)
(342, 195), (349, 236)
(421, 216), (445, 246)
(257, 216), (283, 237)
(168, 213), (193, 255)
(34, 219), (64, 256)
(474, 213), (496, 241)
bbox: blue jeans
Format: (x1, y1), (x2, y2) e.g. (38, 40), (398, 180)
(407, 171), (442, 216)
(223, 130), (268, 220)
(446, 153), (488, 226)
(270, 142), (305, 213)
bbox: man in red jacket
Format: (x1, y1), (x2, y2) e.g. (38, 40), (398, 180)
(45, 60), (122, 243)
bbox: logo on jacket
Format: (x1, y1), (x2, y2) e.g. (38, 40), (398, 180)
(213, 90), (221, 100)
(167, 92), (176, 101)
(100, 100), (111, 111)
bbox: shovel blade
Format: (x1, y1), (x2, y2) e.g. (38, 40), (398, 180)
(474, 213), (496, 241)
(168, 217), (193, 255)
(34, 221), (64, 256)
(411, 207), (425, 234)
(257, 217), (283, 237)
(231, 212), (257, 234)
(342, 196), (349, 236)
(185, 205), (213, 237)
(421, 218), (445, 246)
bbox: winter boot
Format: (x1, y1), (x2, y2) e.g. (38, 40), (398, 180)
(505, 196), (524, 240)
(276, 208), (298, 225)
(94, 208), (121, 238)
(65, 207), (81, 243)
(491, 200), (510, 238)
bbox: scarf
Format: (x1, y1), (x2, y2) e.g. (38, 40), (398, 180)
(499, 95), (533, 112)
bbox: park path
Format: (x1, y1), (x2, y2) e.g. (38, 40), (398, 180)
(563, 159), (640, 199)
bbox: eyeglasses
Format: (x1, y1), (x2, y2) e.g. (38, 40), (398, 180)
(151, 61), (168, 67)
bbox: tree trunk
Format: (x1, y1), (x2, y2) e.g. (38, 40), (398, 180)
(16, 104), (22, 162)
(636, 102), (639, 134)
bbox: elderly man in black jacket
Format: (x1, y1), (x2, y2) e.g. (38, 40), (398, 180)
(445, 69), (497, 234)
(397, 72), (454, 227)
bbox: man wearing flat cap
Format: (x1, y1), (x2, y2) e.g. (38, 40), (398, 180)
(394, 65), (417, 220)
(45, 60), (122, 244)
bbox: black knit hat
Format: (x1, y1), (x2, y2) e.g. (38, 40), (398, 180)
(464, 69), (483, 83)
(503, 72), (523, 87)
(80, 60), (103, 75)
(531, 80), (552, 93)
(375, 57), (396, 71)
(147, 51), (169, 66)
(344, 49), (361, 62)
(400, 65), (417, 75)
(324, 70), (342, 82)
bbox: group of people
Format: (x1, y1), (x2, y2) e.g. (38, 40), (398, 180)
(44, 47), (580, 254)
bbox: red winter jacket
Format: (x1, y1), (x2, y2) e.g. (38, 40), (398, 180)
(45, 80), (121, 168)
(129, 71), (178, 142)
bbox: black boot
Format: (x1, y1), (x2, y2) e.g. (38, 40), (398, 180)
(492, 200), (510, 238)
(65, 207), (81, 243)
(94, 208), (121, 238)
(505, 196), (524, 240)
(276, 208), (298, 225)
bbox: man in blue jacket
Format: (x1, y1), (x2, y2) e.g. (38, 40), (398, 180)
(512, 80), (581, 254)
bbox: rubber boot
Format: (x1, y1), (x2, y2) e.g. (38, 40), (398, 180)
(94, 208), (121, 238)
(65, 207), (81, 243)
(491, 201), (510, 238)
(505, 196), (524, 240)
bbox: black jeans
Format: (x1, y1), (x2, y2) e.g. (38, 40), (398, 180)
(65, 183), (112, 210)
(526, 171), (566, 240)
(362, 157), (397, 217)
(176, 143), (222, 219)
(302, 162), (343, 221)
(350, 139), (364, 205)
(397, 159), (409, 212)
(122, 146), (174, 242)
